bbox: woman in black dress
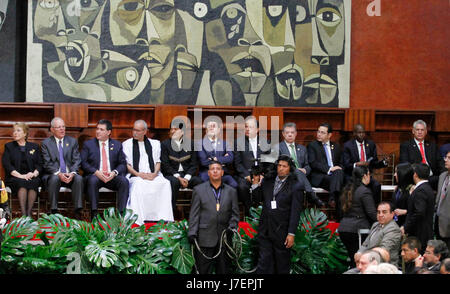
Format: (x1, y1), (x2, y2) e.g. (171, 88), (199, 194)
(338, 166), (377, 268)
(2, 123), (42, 217)
(392, 162), (414, 227)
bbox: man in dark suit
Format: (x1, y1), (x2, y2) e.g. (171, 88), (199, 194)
(400, 120), (445, 190)
(307, 123), (344, 210)
(41, 117), (84, 219)
(401, 163), (436, 253)
(196, 119), (237, 188)
(81, 119), (129, 220)
(188, 161), (240, 274)
(278, 122), (324, 207)
(343, 124), (387, 205)
(436, 151), (450, 249)
(161, 123), (202, 212)
(234, 116), (270, 215)
(251, 155), (303, 274)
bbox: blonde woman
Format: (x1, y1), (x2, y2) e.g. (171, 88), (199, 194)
(2, 123), (42, 216)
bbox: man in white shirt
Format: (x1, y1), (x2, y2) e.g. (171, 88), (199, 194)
(122, 120), (173, 225)
(41, 117), (83, 219)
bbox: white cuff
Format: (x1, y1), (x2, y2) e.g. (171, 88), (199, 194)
(184, 174), (192, 181)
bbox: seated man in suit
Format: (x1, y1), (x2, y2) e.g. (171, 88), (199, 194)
(401, 163), (436, 252)
(307, 123), (344, 211)
(122, 120), (173, 224)
(251, 155), (304, 274)
(196, 118), (237, 188)
(161, 122), (202, 213)
(41, 117), (84, 219)
(354, 201), (402, 267)
(400, 236), (423, 274)
(234, 116), (271, 215)
(188, 161), (240, 274)
(81, 119), (129, 220)
(278, 122), (324, 207)
(400, 120), (445, 190)
(343, 124), (388, 205)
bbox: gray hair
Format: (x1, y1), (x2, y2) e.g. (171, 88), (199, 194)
(362, 250), (382, 264)
(413, 120), (427, 129)
(282, 122), (297, 131)
(134, 120), (148, 130)
(427, 240), (449, 260)
(51, 117), (64, 128)
(364, 263), (401, 274)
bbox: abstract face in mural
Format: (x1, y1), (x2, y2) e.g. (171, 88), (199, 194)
(109, 0), (201, 96)
(0, 0), (8, 31)
(195, 0), (271, 106)
(294, 0), (345, 105)
(261, 0), (303, 102)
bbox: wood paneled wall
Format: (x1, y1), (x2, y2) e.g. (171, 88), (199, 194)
(1, 103), (449, 179)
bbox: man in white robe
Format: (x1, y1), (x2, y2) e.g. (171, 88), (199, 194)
(123, 120), (174, 225)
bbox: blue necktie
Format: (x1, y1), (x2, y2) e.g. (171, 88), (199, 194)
(323, 143), (333, 168)
(58, 140), (66, 173)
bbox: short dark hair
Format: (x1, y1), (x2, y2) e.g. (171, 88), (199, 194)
(208, 160), (223, 169)
(396, 162), (414, 192)
(402, 236), (422, 252)
(378, 201), (395, 213)
(427, 240), (449, 261)
(98, 119), (113, 131)
(412, 163), (430, 180)
(276, 154), (296, 173)
(320, 122), (333, 133)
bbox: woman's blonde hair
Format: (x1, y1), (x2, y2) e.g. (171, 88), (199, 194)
(14, 122), (29, 140)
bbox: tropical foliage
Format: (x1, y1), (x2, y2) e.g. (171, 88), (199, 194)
(1, 207), (347, 274)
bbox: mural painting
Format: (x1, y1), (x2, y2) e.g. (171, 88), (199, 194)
(26, 0), (350, 107)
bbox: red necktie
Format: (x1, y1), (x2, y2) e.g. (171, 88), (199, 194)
(360, 143), (365, 161)
(419, 142), (426, 163)
(101, 142), (108, 172)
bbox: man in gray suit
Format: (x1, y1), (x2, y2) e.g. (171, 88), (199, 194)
(188, 161), (240, 274)
(41, 117), (83, 219)
(278, 122), (324, 207)
(355, 201), (402, 266)
(436, 150), (450, 249)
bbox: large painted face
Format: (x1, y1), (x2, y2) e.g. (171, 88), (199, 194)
(294, 0), (345, 105)
(0, 0), (8, 31)
(262, 0), (303, 102)
(200, 0), (271, 104)
(109, 0), (201, 92)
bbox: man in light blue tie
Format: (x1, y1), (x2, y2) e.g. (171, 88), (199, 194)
(41, 117), (84, 219)
(307, 123), (344, 218)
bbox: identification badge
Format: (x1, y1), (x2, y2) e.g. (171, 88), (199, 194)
(271, 200), (277, 209)
(216, 203), (220, 211)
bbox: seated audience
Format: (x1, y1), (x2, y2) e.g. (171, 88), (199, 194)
(355, 201), (402, 266)
(399, 120), (445, 190)
(401, 163), (436, 251)
(2, 122), (42, 217)
(161, 122), (202, 213)
(357, 250), (382, 274)
(343, 124), (388, 205)
(392, 163), (414, 227)
(400, 236), (422, 274)
(196, 118), (237, 188)
(338, 166), (377, 267)
(440, 258), (450, 274)
(41, 117), (83, 219)
(307, 122), (344, 213)
(364, 262), (402, 274)
(81, 119), (129, 220)
(415, 239), (449, 274)
(123, 120), (173, 224)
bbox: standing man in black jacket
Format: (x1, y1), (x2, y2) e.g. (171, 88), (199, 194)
(401, 163), (436, 253)
(251, 155), (304, 274)
(307, 123), (344, 211)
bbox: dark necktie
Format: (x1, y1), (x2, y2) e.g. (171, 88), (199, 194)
(58, 140), (66, 173)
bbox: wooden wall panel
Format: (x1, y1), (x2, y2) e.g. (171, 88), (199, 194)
(345, 109), (375, 132)
(54, 103), (88, 129)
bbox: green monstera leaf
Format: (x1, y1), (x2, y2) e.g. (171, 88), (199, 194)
(85, 240), (120, 268)
(171, 244), (194, 274)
